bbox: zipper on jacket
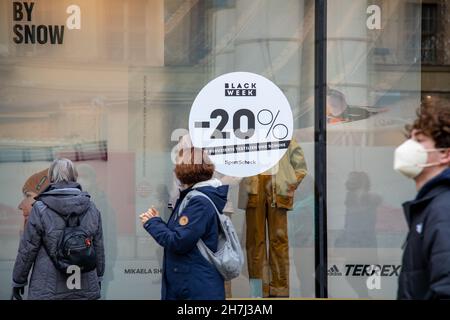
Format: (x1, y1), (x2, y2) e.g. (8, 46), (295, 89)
(67, 245), (89, 255)
(401, 233), (409, 250)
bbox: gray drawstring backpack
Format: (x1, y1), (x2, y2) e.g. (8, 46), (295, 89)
(178, 189), (244, 281)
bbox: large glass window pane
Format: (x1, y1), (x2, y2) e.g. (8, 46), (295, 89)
(0, 0), (315, 299)
(326, 0), (422, 299)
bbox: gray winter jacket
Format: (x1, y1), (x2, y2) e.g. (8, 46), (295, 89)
(12, 182), (105, 300)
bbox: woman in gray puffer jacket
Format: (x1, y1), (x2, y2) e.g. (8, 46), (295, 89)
(12, 158), (105, 300)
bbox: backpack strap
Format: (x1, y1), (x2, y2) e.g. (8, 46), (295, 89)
(178, 190), (224, 229)
(178, 190), (214, 215)
(49, 206), (89, 227)
(182, 190), (220, 215)
(177, 190), (228, 259)
(65, 212), (83, 227)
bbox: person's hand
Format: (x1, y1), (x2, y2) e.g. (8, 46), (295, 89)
(139, 207), (160, 225)
(12, 286), (24, 300)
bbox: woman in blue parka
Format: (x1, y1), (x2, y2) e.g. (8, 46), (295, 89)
(140, 142), (228, 300)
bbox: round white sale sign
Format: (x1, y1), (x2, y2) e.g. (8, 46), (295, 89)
(189, 72), (293, 177)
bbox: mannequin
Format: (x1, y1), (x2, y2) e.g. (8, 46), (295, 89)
(238, 138), (307, 297)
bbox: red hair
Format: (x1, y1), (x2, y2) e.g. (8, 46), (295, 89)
(174, 147), (214, 185)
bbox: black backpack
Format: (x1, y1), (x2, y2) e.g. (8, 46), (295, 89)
(53, 211), (97, 273)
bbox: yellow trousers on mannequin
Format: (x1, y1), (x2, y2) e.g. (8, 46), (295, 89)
(245, 175), (289, 297)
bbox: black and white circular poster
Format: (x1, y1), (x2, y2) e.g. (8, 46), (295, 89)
(189, 72), (293, 177)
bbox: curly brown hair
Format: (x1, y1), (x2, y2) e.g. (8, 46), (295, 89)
(406, 98), (450, 148)
(174, 147), (215, 185)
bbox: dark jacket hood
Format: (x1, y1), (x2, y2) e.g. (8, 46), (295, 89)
(36, 181), (91, 216)
(194, 185), (229, 212)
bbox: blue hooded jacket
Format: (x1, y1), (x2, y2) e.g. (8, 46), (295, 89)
(144, 179), (228, 300)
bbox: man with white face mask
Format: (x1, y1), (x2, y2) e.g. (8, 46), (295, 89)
(394, 98), (450, 300)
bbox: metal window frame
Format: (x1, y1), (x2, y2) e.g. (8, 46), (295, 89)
(314, 0), (328, 298)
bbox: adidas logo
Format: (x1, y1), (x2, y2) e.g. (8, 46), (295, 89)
(328, 265), (342, 276)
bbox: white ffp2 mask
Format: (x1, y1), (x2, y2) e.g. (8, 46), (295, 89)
(394, 139), (444, 179)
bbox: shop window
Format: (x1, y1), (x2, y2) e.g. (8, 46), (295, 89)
(421, 3), (438, 64)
